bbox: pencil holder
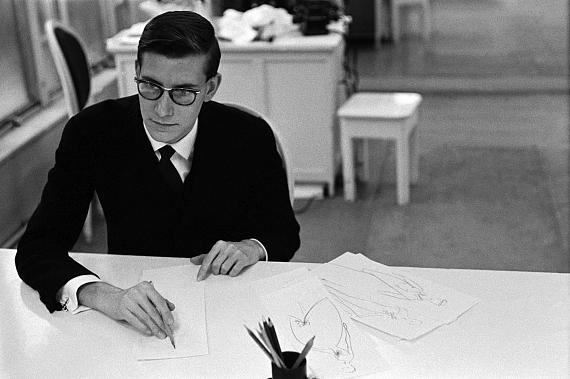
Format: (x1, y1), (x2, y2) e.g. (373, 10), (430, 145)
(271, 351), (307, 379)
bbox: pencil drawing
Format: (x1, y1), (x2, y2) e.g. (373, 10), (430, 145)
(321, 278), (422, 325)
(331, 263), (448, 307)
(289, 298), (356, 373)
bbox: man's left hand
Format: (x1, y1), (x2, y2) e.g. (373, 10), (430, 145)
(190, 240), (264, 281)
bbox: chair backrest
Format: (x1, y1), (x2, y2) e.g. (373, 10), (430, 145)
(224, 103), (295, 206)
(45, 20), (91, 117)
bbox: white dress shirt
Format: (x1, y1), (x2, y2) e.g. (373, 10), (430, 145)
(57, 119), (268, 313)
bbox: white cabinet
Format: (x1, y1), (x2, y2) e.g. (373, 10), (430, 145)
(107, 32), (344, 194)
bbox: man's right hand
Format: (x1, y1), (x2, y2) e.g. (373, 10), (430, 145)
(77, 281), (175, 339)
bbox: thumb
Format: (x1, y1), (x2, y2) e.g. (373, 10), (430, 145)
(190, 254), (205, 265)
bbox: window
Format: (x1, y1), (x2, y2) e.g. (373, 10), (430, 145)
(0, 0), (138, 135)
(0, 0), (33, 122)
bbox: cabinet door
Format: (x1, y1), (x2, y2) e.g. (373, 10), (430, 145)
(265, 56), (336, 185)
(215, 56), (265, 114)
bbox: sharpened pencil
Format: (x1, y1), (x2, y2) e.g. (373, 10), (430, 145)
(257, 324), (286, 368)
(266, 318), (283, 359)
(244, 326), (274, 362)
(292, 335), (315, 369)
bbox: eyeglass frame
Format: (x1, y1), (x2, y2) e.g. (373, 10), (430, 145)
(134, 77), (204, 106)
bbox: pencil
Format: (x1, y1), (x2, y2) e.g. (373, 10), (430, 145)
(258, 325), (286, 368)
(244, 326), (274, 362)
(266, 318), (283, 359)
(291, 335), (315, 370)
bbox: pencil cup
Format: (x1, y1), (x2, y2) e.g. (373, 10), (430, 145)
(271, 351), (307, 379)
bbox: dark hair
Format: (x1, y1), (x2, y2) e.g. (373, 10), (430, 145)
(137, 11), (221, 79)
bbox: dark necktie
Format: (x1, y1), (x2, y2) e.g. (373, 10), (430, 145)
(158, 145), (183, 193)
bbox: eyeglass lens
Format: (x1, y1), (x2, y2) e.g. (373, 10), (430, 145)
(137, 80), (197, 106)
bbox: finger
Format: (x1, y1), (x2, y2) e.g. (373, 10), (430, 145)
(228, 259), (246, 277)
(131, 302), (166, 339)
(146, 287), (175, 328)
(123, 309), (152, 336)
(211, 246), (232, 275)
(219, 252), (239, 275)
(197, 241), (223, 281)
(190, 254), (205, 265)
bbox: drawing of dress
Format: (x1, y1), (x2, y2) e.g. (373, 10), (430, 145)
(289, 298), (356, 373)
(360, 269), (447, 306)
(322, 278), (422, 325)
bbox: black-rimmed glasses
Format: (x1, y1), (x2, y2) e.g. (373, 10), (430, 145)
(134, 77), (202, 106)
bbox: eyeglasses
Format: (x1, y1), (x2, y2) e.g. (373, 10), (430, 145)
(134, 77), (202, 106)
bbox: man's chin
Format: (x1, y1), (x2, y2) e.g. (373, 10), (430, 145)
(148, 132), (179, 144)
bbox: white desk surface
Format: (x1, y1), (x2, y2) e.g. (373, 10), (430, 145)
(1, 248), (568, 378)
(106, 27), (344, 54)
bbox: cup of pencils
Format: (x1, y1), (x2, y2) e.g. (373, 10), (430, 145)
(245, 318), (314, 379)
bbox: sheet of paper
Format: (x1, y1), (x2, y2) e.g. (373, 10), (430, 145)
(250, 267), (312, 293)
(135, 265), (208, 361)
(312, 252), (479, 340)
(253, 272), (390, 378)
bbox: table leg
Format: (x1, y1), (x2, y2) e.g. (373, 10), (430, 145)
(341, 127), (356, 201)
(410, 125), (419, 184)
(395, 136), (410, 205)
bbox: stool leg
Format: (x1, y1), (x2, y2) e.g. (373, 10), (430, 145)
(410, 126), (419, 184)
(391, 2), (400, 42)
(395, 137), (410, 205)
(361, 139), (371, 181)
(341, 128), (356, 201)
(423, 1), (431, 40)
(374, 0), (383, 46)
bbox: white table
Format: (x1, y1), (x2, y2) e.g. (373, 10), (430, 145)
(2, 248), (569, 378)
(107, 28), (344, 195)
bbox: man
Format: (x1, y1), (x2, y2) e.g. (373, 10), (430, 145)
(16, 11), (300, 342)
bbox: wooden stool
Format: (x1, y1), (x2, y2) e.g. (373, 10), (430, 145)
(338, 92), (422, 204)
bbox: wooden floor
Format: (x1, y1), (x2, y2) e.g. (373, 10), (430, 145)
(74, 0), (569, 271)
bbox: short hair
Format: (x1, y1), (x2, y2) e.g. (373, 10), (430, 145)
(137, 11), (221, 79)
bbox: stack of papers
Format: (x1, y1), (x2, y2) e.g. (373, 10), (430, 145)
(252, 267), (390, 378)
(250, 252), (478, 377)
(312, 253), (479, 340)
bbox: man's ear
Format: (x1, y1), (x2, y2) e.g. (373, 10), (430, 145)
(135, 60), (140, 77)
(204, 73), (222, 102)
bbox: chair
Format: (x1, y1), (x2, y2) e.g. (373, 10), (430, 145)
(391, 0), (431, 42)
(45, 20), (96, 242)
(224, 103), (295, 206)
(338, 92), (422, 205)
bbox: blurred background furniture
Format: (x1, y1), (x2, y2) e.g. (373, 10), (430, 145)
(391, 0), (431, 42)
(338, 92), (422, 204)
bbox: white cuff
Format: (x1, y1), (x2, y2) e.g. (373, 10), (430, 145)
(249, 238), (268, 261)
(56, 275), (101, 314)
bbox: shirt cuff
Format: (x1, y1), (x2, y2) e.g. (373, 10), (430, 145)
(56, 275), (101, 314)
(249, 238), (268, 261)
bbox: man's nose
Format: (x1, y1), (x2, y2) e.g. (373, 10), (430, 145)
(154, 92), (174, 116)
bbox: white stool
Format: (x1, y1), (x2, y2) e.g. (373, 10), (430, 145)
(391, 0), (431, 42)
(338, 92), (422, 204)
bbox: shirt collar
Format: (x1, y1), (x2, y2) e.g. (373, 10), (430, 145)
(143, 119), (198, 159)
